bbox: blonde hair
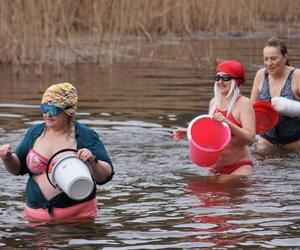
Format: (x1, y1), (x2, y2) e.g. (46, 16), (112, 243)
(209, 79), (240, 117)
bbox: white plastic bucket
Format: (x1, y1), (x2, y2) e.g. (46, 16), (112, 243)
(50, 155), (94, 200)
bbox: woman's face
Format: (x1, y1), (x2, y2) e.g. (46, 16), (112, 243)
(263, 46), (287, 76)
(215, 72), (233, 95)
(43, 111), (68, 129)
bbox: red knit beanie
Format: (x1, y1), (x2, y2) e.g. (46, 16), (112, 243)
(216, 60), (246, 86)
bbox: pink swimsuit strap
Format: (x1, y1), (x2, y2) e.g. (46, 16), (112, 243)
(214, 96), (242, 127)
(215, 109), (241, 127)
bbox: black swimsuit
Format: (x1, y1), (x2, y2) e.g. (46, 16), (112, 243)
(259, 69), (300, 145)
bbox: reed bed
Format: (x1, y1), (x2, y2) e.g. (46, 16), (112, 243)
(0, 0), (299, 72)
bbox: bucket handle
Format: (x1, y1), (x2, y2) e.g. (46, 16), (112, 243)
(46, 148), (78, 188)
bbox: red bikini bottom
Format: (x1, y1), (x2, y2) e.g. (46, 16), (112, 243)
(211, 161), (253, 175)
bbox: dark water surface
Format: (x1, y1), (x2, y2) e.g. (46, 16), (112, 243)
(1, 38), (300, 249)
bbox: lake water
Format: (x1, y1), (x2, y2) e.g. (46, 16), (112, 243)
(1, 37), (300, 249)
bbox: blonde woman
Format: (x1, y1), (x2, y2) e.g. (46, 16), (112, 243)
(174, 60), (255, 175)
(0, 83), (114, 222)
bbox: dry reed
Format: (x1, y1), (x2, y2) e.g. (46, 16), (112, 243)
(0, 0), (299, 72)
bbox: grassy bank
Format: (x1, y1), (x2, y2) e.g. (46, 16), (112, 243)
(1, 0), (299, 72)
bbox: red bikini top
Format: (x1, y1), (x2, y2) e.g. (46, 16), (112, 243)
(214, 96), (242, 127)
(214, 109), (241, 127)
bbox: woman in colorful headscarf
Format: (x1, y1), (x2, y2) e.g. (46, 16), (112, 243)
(173, 60), (256, 175)
(250, 37), (300, 155)
(0, 83), (114, 222)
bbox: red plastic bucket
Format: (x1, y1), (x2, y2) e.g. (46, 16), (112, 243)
(253, 100), (279, 134)
(187, 115), (231, 167)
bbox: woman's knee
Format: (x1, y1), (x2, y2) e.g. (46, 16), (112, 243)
(257, 137), (278, 155)
(231, 165), (253, 175)
(282, 140), (300, 151)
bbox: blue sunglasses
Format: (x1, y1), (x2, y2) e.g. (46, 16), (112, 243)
(40, 104), (64, 116)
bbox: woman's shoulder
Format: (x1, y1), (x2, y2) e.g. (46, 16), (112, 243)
(254, 67), (266, 77)
(291, 69), (300, 95)
(233, 96), (253, 119)
(292, 68), (300, 77)
(16, 123), (45, 153)
(237, 96), (252, 107)
(75, 122), (98, 137)
(75, 122), (104, 148)
(289, 68), (300, 86)
(238, 95), (250, 101)
(26, 123), (45, 135)
(252, 68), (266, 87)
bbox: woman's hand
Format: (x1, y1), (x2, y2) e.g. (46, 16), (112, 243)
(77, 148), (113, 184)
(271, 96), (286, 113)
(0, 144), (21, 175)
(213, 112), (230, 125)
(0, 144), (12, 160)
(173, 128), (188, 141)
(77, 148), (96, 166)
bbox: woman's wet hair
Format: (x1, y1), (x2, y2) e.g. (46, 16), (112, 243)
(265, 37), (289, 66)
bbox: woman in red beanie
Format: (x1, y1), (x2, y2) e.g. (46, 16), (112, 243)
(250, 37), (300, 155)
(173, 60), (256, 175)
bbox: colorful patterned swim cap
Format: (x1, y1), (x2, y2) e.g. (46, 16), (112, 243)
(41, 83), (78, 116)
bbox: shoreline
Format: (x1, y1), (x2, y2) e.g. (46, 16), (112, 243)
(1, 22), (300, 75)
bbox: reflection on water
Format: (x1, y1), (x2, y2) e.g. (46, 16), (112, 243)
(1, 38), (300, 249)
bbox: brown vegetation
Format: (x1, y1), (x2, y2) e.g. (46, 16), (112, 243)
(0, 0), (299, 72)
